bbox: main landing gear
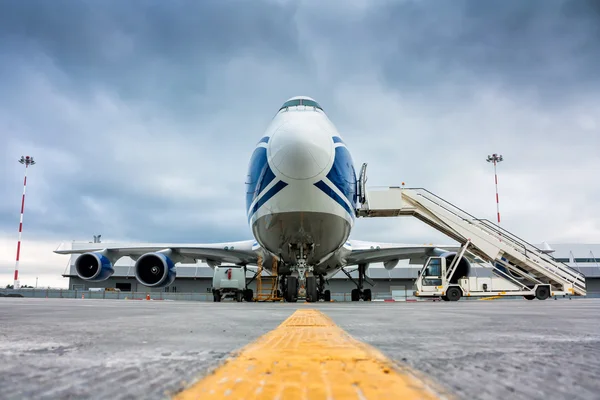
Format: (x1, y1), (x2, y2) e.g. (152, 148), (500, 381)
(282, 242), (331, 302)
(342, 263), (372, 301)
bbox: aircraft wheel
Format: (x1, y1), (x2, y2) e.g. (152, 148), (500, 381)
(244, 289), (254, 302)
(351, 289), (360, 301)
(286, 276), (298, 302)
(306, 276), (318, 302)
(363, 289), (372, 301)
(323, 290), (331, 302)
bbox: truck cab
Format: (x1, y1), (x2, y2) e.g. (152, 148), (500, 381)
(414, 256), (464, 301)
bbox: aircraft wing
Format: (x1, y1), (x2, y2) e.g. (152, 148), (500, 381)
(343, 239), (464, 266)
(53, 239), (260, 266)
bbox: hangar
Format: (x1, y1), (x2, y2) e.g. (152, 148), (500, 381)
(62, 241), (600, 299)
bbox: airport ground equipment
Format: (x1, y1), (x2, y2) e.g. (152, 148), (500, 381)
(211, 266), (250, 302)
(414, 240), (561, 300)
(254, 256), (282, 302)
(355, 179), (587, 300)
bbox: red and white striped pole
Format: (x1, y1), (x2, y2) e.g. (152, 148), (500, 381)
(486, 153), (503, 224)
(14, 156), (36, 289)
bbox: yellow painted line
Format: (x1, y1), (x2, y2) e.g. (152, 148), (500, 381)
(174, 309), (450, 399)
(479, 296), (503, 301)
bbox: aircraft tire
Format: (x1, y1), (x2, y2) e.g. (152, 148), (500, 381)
(323, 290), (331, 302)
(363, 289), (372, 301)
(351, 289), (360, 301)
(306, 276), (318, 302)
(244, 289), (254, 302)
(286, 276), (298, 302)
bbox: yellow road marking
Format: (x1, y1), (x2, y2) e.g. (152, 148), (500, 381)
(479, 296), (503, 301)
(174, 309), (449, 399)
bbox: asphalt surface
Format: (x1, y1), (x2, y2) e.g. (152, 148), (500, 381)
(0, 298), (599, 400)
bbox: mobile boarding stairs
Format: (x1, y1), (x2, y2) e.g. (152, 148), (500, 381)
(355, 175), (586, 300)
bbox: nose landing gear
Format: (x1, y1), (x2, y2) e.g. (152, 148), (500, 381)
(282, 271), (331, 303)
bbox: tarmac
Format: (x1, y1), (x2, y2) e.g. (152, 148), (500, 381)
(0, 297), (599, 400)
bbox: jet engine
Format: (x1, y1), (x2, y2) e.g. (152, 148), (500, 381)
(134, 252), (176, 288)
(74, 252), (115, 281)
(439, 252), (471, 283)
(383, 259), (399, 270)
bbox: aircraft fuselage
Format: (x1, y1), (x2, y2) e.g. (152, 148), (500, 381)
(246, 97), (357, 276)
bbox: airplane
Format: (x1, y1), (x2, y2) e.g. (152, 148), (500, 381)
(54, 95), (465, 302)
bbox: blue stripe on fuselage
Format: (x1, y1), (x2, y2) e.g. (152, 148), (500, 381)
(257, 136), (269, 145)
(332, 136), (345, 145)
(314, 180), (355, 219)
(325, 146), (357, 209)
(248, 180), (288, 221)
(246, 147), (276, 214)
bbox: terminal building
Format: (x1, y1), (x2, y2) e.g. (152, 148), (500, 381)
(62, 241), (600, 298)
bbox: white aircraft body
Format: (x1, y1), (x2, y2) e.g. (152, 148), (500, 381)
(55, 96), (464, 302)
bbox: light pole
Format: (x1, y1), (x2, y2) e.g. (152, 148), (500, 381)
(486, 153), (503, 224)
(14, 156), (36, 290)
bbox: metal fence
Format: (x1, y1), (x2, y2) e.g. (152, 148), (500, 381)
(1, 289), (594, 301)
(0, 288), (417, 302)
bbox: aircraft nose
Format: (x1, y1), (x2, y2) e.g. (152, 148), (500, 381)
(269, 122), (333, 180)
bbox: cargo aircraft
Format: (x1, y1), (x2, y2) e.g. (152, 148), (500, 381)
(55, 96), (464, 302)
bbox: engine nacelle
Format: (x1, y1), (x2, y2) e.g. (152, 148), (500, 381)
(134, 252), (176, 288)
(74, 252), (115, 282)
(440, 252), (471, 284)
(384, 259), (399, 270)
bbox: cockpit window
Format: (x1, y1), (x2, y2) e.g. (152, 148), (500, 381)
(279, 98), (323, 112)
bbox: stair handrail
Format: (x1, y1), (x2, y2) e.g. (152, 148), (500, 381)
(404, 187), (585, 289)
(405, 188), (585, 279)
(407, 188), (530, 257)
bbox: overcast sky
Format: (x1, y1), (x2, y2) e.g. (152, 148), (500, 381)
(1, 0), (599, 288)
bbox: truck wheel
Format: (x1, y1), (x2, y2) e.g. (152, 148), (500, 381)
(235, 291), (243, 302)
(523, 295), (535, 300)
(446, 287), (462, 301)
(213, 291), (221, 302)
(535, 286), (550, 300)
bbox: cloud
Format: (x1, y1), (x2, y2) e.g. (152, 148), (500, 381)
(0, 234), (69, 288)
(0, 0), (599, 286)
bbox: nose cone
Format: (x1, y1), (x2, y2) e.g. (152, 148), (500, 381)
(269, 122), (333, 180)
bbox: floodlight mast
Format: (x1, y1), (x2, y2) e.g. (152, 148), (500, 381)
(486, 153), (503, 224)
(14, 156), (36, 289)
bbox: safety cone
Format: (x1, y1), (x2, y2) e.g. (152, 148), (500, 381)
(146, 293), (150, 300)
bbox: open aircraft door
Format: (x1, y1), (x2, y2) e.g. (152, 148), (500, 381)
(357, 162), (368, 206)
